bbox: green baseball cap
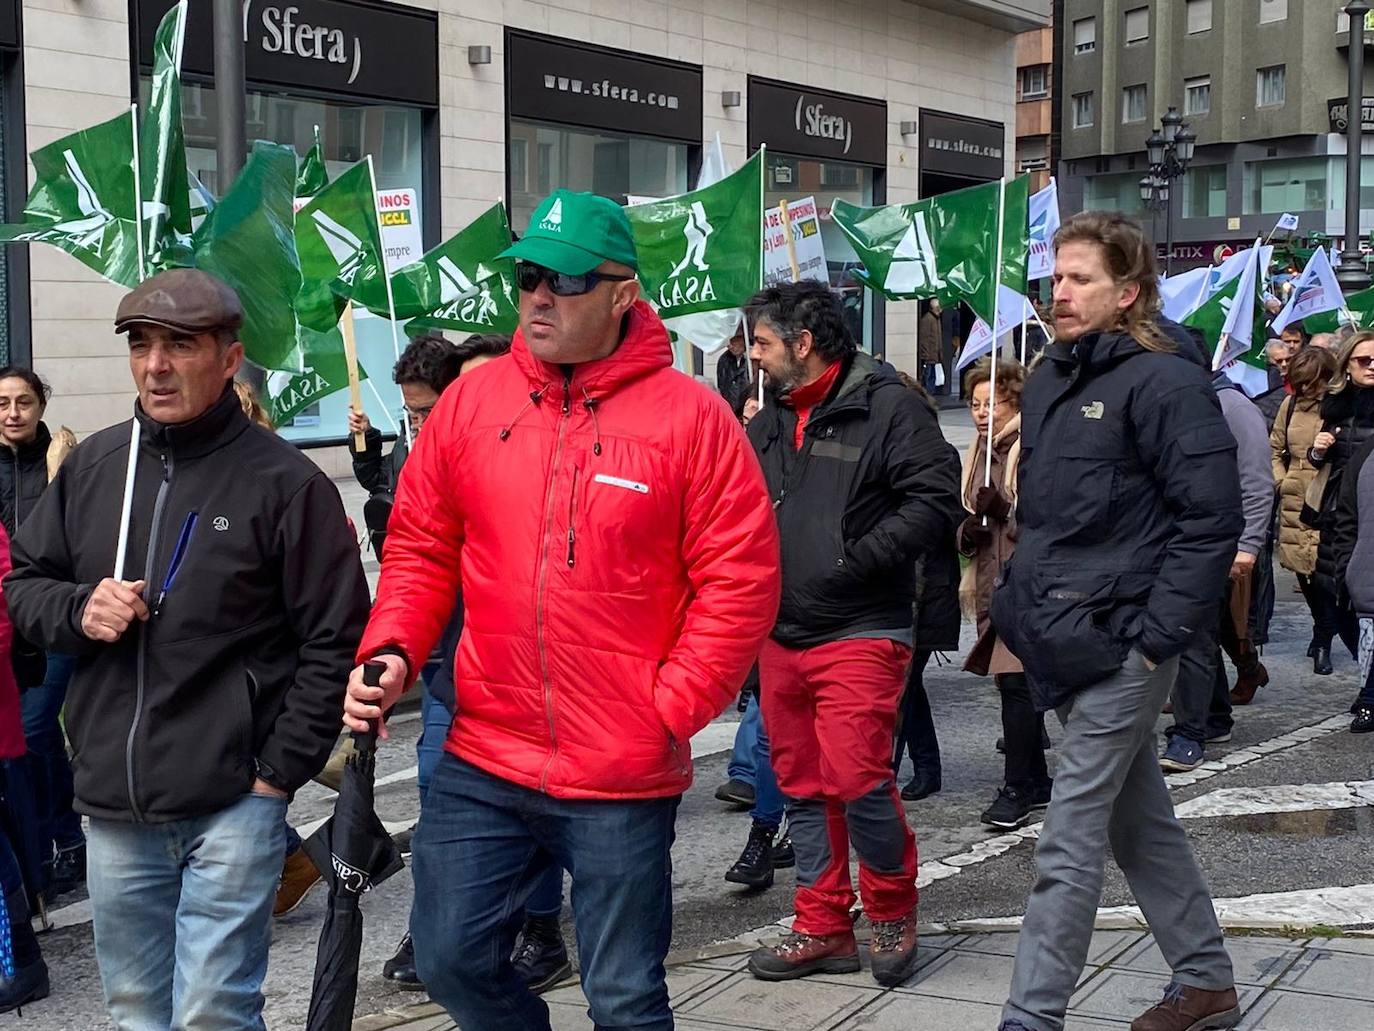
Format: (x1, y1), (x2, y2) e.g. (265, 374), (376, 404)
(501, 190), (639, 276)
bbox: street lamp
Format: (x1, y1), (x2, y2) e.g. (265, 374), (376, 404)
(1338, 1), (1372, 292)
(1142, 107), (1193, 275)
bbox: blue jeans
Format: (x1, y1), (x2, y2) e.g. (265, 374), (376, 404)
(727, 699), (759, 786)
(86, 792), (287, 1031)
(417, 684), (451, 802)
(412, 755), (678, 1031)
(744, 696), (784, 829)
(20, 653), (83, 853)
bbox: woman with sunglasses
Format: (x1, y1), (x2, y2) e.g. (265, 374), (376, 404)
(1306, 331), (1374, 675)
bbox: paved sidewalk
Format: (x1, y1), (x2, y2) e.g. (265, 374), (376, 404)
(356, 925), (1374, 1030)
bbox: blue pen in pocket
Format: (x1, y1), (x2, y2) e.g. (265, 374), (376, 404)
(155, 511), (199, 616)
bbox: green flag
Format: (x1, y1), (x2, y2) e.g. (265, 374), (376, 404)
(0, 111), (142, 286)
(353, 202), (518, 334)
(141, 0), (192, 270)
(831, 176), (1031, 325)
(192, 142), (303, 372)
(265, 324), (368, 425)
(1303, 285), (1374, 333)
(295, 126), (329, 198)
(294, 160), (386, 334)
(626, 151), (763, 320)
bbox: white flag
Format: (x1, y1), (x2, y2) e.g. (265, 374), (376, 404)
(1271, 245), (1345, 335)
(1158, 266), (1213, 323)
(1026, 178), (1061, 281)
(1212, 240), (1263, 372)
(957, 286), (1035, 371)
(1275, 212), (1299, 233)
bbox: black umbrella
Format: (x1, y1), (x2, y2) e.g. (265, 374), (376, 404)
(303, 662), (405, 1031)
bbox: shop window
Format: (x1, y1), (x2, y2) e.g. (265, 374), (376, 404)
(1124, 7), (1149, 45)
(337, 108), (363, 162)
(506, 120), (689, 231)
(1122, 84), (1147, 124)
(1242, 157), (1325, 214)
(1073, 17), (1096, 54)
(820, 163), (860, 188)
(1185, 76), (1211, 116)
(1182, 165), (1227, 218)
(1084, 171), (1148, 215)
(511, 138), (529, 193)
(1072, 92), (1095, 129)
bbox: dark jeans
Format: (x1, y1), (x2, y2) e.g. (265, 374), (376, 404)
(892, 650), (940, 777)
(411, 755), (678, 1031)
(1299, 574), (1360, 656)
(20, 653), (83, 855)
(1168, 616), (1234, 747)
(998, 673), (1048, 791)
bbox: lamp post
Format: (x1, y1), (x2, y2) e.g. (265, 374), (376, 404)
(1338, 1), (1372, 292)
(1141, 107), (1196, 276)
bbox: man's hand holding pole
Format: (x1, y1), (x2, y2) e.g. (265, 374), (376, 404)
(343, 653), (409, 739)
(81, 578), (149, 642)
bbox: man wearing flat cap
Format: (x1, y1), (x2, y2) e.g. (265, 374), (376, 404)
(4, 268), (370, 1029)
(344, 190), (781, 1029)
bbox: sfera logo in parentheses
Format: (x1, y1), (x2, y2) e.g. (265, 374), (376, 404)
(245, 1), (363, 85)
(794, 96), (853, 155)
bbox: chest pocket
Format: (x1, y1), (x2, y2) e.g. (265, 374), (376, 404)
(1051, 428), (1129, 543)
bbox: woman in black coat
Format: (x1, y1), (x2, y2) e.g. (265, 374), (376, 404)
(1307, 331), (1374, 674)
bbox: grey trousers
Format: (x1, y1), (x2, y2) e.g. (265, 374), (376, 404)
(1002, 650), (1233, 1031)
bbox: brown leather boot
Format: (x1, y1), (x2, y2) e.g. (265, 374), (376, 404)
(1131, 982), (1240, 1031)
(747, 930), (860, 981)
(274, 849), (322, 918)
(1229, 659), (1269, 706)
(869, 911), (920, 986)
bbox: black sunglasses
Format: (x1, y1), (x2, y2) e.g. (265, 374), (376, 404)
(515, 263), (636, 297)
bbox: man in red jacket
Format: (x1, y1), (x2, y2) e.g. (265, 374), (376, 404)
(344, 190), (781, 1031)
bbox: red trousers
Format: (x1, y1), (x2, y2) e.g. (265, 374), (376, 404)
(760, 637), (918, 936)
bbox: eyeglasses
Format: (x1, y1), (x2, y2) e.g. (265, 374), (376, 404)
(515, 263), (636, 297)
(1351, 355), (1374, 370)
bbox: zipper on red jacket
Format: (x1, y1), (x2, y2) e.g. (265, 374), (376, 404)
(534, 372), (574, 791)
(566, 466), (579, 568)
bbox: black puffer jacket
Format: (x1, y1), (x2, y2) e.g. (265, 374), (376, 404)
(747, 352), (962, 647)
(1310, 386), (1374, 593)
(0, 423), (54, 538)
(990, 325), (1243, 711)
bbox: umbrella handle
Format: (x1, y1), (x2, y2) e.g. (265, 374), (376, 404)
(353, 660), (387, 751)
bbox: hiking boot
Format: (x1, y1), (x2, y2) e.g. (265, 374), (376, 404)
(869, 911), (920, 986)
(274, 849), (322, 917)
(1160, 736), (1204, 773)
(725, 822), (776, 890)
(1130, 982), (1240, 1031)
(45, 842), (86, 902)
(1352, 707), (1374, 734)
(1229, 662), (1269, 706)
(772, 832), (796, 869)
(900, 769), (941, 801)
(511, 914), (572, 993)
(714, 778), (755, 808)
(748, 930), (860, 981)
(382, 933), (424, 989)
(981, 785), (1036, 830)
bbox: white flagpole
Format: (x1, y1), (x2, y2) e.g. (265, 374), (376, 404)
(366, 155), (411, 448)
(1018, 313), (1028, 365)
(983, 179), (1006, 496)
(1029, 303), (1055, 346)
(117, 101), (146, 582)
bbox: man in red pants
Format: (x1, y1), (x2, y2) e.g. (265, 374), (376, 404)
(743, 282), (962, 986)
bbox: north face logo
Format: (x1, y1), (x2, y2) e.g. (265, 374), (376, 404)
(1081, 401), (1105, 420)
(658, 200), (717, 308)
(538, 199), (563, 233)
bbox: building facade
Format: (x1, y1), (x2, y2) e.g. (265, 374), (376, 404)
(5, 0), (1047, 453)
(1015, 24), (1053, 194)
(1057, 0), (1374, 272)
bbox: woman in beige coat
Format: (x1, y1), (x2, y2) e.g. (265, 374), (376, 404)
(958, 359), (1050, 831)
(1271, 346), (1338, 661)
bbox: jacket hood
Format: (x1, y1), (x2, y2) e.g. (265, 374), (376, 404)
(511, 299), (673, 402)
(1050, 316), (1205, 374)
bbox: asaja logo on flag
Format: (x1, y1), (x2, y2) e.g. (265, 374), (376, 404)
(886, 213), (946, 295)
(433, 257), (501, 326)
(311, 209), (367, 284)
(539, 198), (563, 233)
(658, 201), (717, 307)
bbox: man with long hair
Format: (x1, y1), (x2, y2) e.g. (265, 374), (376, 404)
(992, 213), (1244, 1031)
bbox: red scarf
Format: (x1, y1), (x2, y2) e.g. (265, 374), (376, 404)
(784, 360), (843, 449)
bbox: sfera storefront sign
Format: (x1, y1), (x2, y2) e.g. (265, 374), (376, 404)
(749, 79), (886, 168)
(918, 110), (1005, 182)
(506, 31), (703, 143)
(132, 0), (439, 107)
